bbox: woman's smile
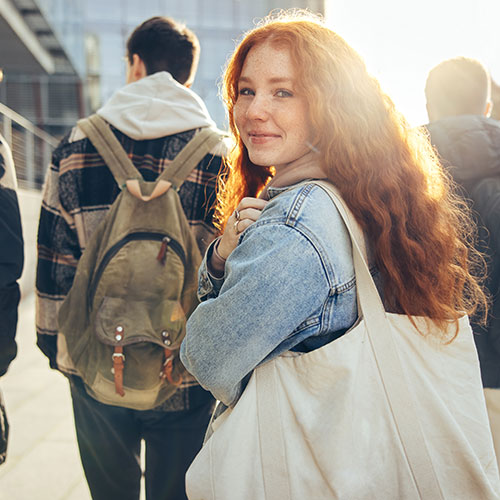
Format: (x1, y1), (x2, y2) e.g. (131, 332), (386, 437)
(247, 131), (281, 144)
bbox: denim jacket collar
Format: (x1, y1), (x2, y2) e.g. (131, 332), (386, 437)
(266, 178), (327, 200)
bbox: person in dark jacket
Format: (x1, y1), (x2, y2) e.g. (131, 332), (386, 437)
(425, 56), (500, 466)
(0, 132), (24, 464)
(0, 133), (23, 376)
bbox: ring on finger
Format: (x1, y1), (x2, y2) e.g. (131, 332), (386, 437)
(234, 219), (241, 234)
(234, 209), (240, 221)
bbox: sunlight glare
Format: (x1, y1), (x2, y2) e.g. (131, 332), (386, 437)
(325, 0), (500, 126)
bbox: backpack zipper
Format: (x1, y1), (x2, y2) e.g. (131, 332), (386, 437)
(89, 231), (186, 305)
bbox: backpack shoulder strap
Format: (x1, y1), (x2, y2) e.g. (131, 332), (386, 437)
(158, 127), (226, 190)
(78, 114), (142, 188)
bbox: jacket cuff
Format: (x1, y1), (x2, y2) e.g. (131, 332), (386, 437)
(36, 334), (58, 370)
(198, 239), (225, 301)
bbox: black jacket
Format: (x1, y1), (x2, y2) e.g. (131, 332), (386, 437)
(0, 137), (23, 377)
(427, 115), (500, 388)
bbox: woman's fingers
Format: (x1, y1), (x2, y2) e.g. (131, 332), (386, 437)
(238, 197), (268, 211)
(217, 198), (268, 259)
(234, 197), (268, 229)
(236, 197), (268, 224)
(237, 207), (263, 223)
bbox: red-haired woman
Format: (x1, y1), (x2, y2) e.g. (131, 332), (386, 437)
(180, 10), (495, 498)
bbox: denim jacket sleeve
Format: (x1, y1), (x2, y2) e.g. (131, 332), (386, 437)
(180, 219), (331, 407)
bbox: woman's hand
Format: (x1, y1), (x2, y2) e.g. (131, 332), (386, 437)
(217, 197), (268, 259)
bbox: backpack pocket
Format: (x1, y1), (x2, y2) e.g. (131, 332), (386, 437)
(89, 231), (186, 306)
(95, 296), (186, 348)
(86, 296), (187, 409)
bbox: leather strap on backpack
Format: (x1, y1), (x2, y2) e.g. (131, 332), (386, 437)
(161, 348), (182, 386)
(112, 346), (125, 397)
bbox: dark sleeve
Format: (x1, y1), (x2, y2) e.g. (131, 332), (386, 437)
(0, 184), (24, 376)
(470, 178), (500, 352)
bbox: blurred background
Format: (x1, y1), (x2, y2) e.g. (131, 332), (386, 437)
(0, 0), (325, 191)
(325, 0), (500, 127)
(1, 0), (500, 190)
(1, 1), (500, 498)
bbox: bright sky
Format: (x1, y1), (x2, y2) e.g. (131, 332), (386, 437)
(325, 0), (500, 126)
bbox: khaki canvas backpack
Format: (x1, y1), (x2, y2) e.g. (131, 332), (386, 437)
(58, 114), (225, 410)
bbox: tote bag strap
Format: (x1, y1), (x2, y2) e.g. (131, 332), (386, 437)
(312, 180), (444, 498)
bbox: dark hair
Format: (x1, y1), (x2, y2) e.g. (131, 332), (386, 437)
(126, 16), (200, 85)
(425, 57), (490, 120)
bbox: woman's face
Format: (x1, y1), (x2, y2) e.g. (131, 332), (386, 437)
(233, 41), (315, 170)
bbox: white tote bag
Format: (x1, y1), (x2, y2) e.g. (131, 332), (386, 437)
(186, 181), (500, 500)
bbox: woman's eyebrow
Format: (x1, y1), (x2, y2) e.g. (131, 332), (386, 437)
(268, 77), (293, 84)
(238, 76), (293, 84)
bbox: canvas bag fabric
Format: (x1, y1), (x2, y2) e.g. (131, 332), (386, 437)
(58, 114), (224, 410)
(186, 181), (500, 500)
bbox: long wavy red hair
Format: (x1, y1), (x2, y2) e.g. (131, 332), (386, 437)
(217, 10), (486, 334)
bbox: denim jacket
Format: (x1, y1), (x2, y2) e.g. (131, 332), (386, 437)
(181, 182), (375, 407)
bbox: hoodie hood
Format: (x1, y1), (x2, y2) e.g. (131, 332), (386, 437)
(97, 72), (216, 140)
(426, 115), (500, 185)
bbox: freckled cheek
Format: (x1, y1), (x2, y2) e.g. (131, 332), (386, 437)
(233, 102), (247, 130)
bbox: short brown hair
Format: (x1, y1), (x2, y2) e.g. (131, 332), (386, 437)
(126, 16), (200, 85)
(425, 57), (490, 120)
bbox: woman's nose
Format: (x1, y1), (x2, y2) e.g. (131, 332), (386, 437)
(246, 95), (268, 120)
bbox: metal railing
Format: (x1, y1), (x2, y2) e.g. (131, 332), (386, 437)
(0, 102), (59, 190)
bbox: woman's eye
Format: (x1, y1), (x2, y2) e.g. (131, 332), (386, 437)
(238, 88), (254, 96)
(276, 90), (293, 98)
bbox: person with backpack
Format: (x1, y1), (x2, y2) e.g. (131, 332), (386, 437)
(36, 16), (226, 500)
(0, 132), (24, 465)
(425, 56), (500, 471)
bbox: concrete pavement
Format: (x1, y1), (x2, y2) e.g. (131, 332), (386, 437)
(0, 293), (91, 500)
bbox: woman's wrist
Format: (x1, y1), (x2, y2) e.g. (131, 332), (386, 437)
(217, 236), (233, 260)
(208, 238), (226, 279)
(213, 238), (227, 263)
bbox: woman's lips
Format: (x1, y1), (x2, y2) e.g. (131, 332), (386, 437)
(248, 132), (280, 144)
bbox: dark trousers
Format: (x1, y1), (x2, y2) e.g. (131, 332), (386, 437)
(69, 377), (213, 500)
